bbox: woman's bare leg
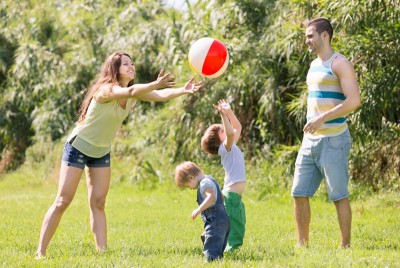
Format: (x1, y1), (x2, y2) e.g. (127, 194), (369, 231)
(85, 167), (111, 252)
(36, 164), (83, 258)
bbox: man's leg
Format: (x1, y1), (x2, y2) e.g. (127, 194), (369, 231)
(292, 136), (321, 247)
(294, 197), (310, 246)
(334, 198), (351, 248)
(323, 130), (352, 248)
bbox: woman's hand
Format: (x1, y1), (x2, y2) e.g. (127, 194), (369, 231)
(154, 69), (176, 89)
(183, 77), (203, 94)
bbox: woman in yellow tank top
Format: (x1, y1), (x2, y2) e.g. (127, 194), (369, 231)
(35, 52), (203, 259)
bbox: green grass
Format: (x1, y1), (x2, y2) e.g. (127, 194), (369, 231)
(1, 166), (399, 267)
(1, 115), (398, 267)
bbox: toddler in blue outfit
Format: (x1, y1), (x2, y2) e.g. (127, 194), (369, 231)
(175, 161), (230, 262)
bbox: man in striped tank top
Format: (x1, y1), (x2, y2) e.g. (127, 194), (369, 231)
(291, 18), (361, 248)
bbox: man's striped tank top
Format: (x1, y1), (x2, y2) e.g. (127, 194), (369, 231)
(306, 52), (348, 138)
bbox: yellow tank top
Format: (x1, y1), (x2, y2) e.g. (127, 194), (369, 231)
(68, 98), (136, 157)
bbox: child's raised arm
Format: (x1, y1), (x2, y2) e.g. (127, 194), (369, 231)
(214, 99), (242, 150)
(223, 103), (242, 143)
(214, 100), (235, 151)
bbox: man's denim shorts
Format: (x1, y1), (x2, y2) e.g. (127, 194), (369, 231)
(291, 129), (351, 201)
(61, 141), (110, 169)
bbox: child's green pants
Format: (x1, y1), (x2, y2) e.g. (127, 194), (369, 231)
(222, 190), (246, 251)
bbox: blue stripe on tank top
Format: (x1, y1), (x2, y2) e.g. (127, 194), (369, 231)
(307, 117), (346, 124)
(308, 91), (346, 100)
(309, 66), (333, 76)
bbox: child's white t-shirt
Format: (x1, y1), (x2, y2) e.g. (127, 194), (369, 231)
(218, 142), (246, 187)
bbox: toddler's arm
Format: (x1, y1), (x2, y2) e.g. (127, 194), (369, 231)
(191, 188), (217, 220)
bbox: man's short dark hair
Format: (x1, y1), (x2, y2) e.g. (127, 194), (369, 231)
(306, 17), (333, 42)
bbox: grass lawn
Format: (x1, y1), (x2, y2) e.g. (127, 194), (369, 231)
(0, 163), (399, 267)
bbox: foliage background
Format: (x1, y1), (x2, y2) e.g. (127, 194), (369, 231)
(0, 0), (399, 189)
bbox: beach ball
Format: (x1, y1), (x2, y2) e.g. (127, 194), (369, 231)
(188, 37), (229, 78)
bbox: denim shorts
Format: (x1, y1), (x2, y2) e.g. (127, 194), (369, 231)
(61, 141), (110, 169)
(291, 129), (351, 201)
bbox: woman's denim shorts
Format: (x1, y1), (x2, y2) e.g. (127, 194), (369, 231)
(61, 141), (110, 169)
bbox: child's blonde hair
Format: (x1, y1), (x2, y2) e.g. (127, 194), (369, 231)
(201, 124), (223, 155)
(175, 161), (202, 187)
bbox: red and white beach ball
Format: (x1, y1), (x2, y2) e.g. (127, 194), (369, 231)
(188, 37), (229, 78)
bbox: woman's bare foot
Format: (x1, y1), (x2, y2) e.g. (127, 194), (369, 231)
(34, 252), (46, 260)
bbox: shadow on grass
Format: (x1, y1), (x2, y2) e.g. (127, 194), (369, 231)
(108, 244), (297, 262)
(109, 245), (203, 258)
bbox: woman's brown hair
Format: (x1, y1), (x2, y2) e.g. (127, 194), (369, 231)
(77, 51), (134, 123)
